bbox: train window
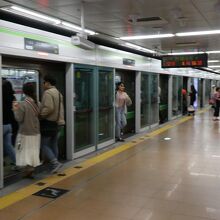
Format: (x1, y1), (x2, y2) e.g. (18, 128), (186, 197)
(2, 68), (39, 101)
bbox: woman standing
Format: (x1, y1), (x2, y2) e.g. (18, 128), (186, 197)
(213, 87), (220, 121)
(115, 82), (132, 142)
(13, 82), (40, 178)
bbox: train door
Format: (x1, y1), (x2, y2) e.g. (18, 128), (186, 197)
(172, 76), (182, 118)
(159, 74), (169, 124)
(97, 67), (114, 149)
(191, 78), (199, 109)
(1, 67), (39, 179)
(74, 65), (96, 157)
(140, 72), (159, 131)
(1, 56), (66, 183)
(73, 65), (114, 157)
(115, 69), (136, 137)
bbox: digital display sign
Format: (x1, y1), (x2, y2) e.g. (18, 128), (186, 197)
(24, 38), (59, 54)
(161, 53), (208, 68)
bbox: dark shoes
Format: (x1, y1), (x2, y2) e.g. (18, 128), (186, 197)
(24, 166), (35, 179)
(116, 138), (125, 142)
(51, 162), (63, 174)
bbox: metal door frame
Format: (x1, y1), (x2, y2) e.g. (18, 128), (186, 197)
(66, 63), (74, 160)
(150, 73), (159, 129)
(135, 71), (141, 133)
(0, 55), (3, 189)
(168, 75), (172, 121)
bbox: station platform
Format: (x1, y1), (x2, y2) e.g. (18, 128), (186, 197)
(1, 109), (220, 220)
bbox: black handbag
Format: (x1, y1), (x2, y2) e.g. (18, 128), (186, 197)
(40, 92), (61, 136)
(40, 119), (58, 136)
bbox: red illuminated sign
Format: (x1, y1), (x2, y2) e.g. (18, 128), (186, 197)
(162, 54), (208, 68)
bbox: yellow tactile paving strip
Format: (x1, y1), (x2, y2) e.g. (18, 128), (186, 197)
(0, 108), (208, 210)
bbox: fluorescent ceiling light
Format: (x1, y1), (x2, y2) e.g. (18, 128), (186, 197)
(120, 34), (174, 40)
(208, 65), (220, 68)
(208, 60), (220, 63)
(141, 48), (155, 53)
(61, 21), (96, 35)
(1, 5), (97, 35)
(3, 6), (61, 24)
(167, 51), (204, 55)
(124, 42), (155, 53)
(207, 51), (220, 54)
(176, 30), (220, 37)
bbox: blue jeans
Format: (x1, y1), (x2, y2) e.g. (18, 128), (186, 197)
(41, 133), (59, 164)
(115, 107), (127, 138)
(3, 124), (16, 164)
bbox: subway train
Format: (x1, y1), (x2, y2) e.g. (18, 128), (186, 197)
(0, 20), (219, 188)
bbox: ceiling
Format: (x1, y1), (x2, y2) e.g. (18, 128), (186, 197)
(1, 0), (220, 68)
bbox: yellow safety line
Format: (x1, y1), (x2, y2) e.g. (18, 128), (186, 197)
(0, 109), (208, 209)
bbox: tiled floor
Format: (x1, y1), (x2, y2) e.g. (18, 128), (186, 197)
(1, 110), (220, 219)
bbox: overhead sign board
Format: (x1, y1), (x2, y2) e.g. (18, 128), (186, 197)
(161, 53), (208, 68)
(24, 38), (59, 54)
(123, 58), (135, 66)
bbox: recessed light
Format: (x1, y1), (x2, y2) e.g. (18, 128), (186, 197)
(208, 60), (220, 63)
(2, 5), (61, 24)
(120, 34), (174, 40)
(176, 30), (220, 37)
(167, 51), (204, 55)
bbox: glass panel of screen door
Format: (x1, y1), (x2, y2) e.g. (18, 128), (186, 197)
(98, 68), (114, 143)
(74, 66), (95, 152)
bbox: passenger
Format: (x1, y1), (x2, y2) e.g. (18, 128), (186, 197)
(40, 75), (65, 174)
(13, 83), (40, 178)
(182, 88), (187, 115)
(189, 85), (197, 106)
(2, 79), (16, 167)
(212, 87), (220, 121)
(115, 82), (132, 142)
(211, 85), (216, 96)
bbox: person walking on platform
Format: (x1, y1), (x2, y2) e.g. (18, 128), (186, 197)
(2, 79), (16, 167)
(212, 87), (220, 121)
(13, 83), (40, 178)
(40, 75), (65, 174)
(189, 85), (197, 106)
(115, 82), (132, 142)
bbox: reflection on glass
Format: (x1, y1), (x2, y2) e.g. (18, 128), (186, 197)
(197, 79), (203, 108)
(141, 73), (150, 127)
(172, 76), (182, 116)
(98, 69), (114, 143)
(178, 77), (183, 113)
(159, 75), (168, 124)
(172, 76), (178, 116)
(2, 68), (38, 101)
(74, 66), (94, 151)
(205, 79), (211, 105)
(151, 74), (159, 124)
